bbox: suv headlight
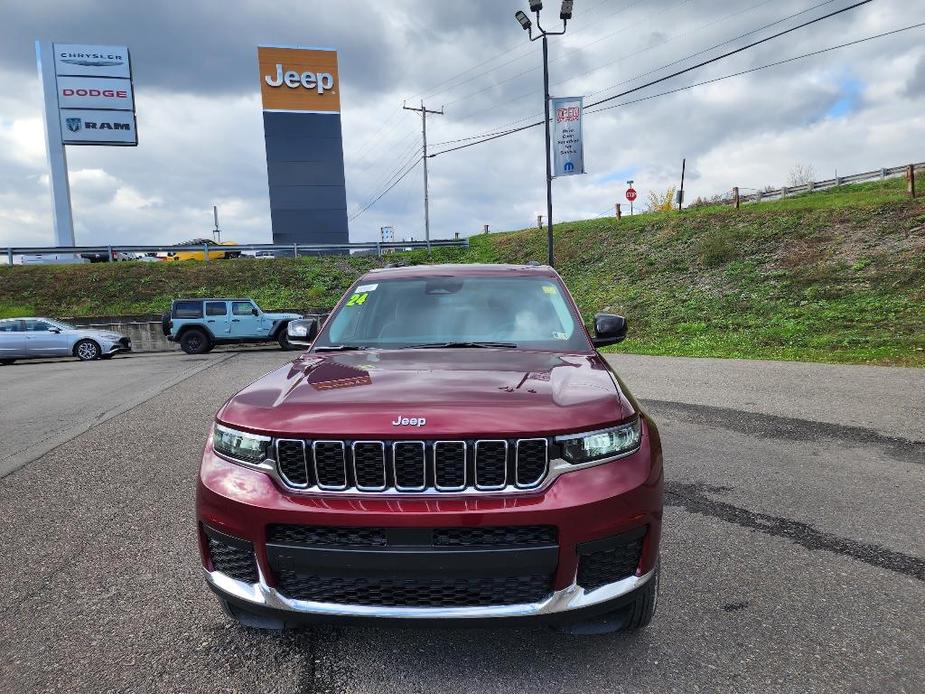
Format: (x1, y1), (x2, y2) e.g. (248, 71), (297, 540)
(557, 418), (641, 464)
(213, 424), (271, 464)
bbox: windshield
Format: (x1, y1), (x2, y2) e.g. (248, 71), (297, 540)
(314, 275), (590, 352)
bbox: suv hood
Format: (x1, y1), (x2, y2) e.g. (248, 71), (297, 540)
(264, 311), (302, 321)
(218, 349), (634, 439)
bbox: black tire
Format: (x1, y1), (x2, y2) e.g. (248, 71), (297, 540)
(161, 311), (172, 337)
(74, 339), (101, 361)
(0, 359), (15, 365)
(277, 326), (296, 351)
(180, 329), (209, 355)
(622, 561), (659, 631)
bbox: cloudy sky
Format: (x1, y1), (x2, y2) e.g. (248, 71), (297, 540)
(1, 0), (923, 248)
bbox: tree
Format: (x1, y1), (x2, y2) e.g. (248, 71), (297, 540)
(646, 186), (677, 212)
(787, 163), (817, 187)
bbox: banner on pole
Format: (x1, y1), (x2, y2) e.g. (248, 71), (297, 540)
(551, 96), (584, 177)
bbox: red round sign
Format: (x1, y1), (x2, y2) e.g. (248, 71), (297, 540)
(625, 188), (638, 202)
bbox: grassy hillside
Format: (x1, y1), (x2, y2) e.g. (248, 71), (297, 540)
(2, 177), (923, 365)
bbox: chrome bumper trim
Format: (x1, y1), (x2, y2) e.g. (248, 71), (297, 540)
(204, 565), (653, 620)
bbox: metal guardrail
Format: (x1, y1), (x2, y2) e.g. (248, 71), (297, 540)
(736, 162), (924, 204)
(4, 238), (469, 266)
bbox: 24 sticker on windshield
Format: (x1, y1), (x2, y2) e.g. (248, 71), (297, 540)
(346, 293), (369, 307)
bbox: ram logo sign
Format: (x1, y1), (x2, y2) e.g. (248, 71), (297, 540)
(59, 109), (136, 145)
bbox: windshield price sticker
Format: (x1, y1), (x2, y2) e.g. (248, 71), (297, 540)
(355, 283), (378, 293)
(346, 293), (369, 307)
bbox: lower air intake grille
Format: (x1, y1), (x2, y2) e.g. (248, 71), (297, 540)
(577, 534), (644, 591)
(207, 535), (258, 584)
(267, 525), (388, 547)
(433, 526), (557, 547)
(276, 571), (553, 607)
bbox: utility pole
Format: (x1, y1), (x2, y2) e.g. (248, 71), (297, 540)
(212, 205), (221, 243)
(403, 100), (444, 252)
(678, 158), (686, 211)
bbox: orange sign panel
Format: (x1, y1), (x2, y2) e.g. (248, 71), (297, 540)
(258, 46), (341, 113)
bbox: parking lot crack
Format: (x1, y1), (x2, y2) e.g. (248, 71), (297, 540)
(645, 399), (925, 464)
(665, 481), (925, 582)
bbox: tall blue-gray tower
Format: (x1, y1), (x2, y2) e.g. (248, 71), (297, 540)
(258, 46), (349, 246)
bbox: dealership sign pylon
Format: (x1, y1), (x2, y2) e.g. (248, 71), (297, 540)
(35, 42), (137, 247)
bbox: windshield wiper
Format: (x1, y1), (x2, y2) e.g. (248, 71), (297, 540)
(313, 345), (368, 352)
(406, 341), (518, 349)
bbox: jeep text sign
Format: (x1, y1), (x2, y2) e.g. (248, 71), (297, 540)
(258, 46), (341, 113)
(60, 109), (137, 145)
(57, 76), (134, 111)
(551, 96), (585, 177)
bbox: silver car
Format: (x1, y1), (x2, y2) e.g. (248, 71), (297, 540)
(0, 317), (132, 364)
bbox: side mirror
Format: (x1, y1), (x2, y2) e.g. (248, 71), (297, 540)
(47, 327), (61, 334)
(593, 313), (627, 347)
(251, 308), (259, 316)
(287, 319), (319, 346)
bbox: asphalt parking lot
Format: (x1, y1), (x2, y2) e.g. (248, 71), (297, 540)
(0, 351), (922, 693)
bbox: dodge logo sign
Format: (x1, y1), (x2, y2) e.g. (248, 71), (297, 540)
(65, 117), (82, 133)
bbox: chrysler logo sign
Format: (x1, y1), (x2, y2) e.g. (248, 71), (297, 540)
(58, 51), (125, 68)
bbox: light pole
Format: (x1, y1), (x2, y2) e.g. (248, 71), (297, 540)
(515, 1), (572, 268)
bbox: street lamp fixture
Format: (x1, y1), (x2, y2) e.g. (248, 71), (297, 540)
(515, 10), (532, 30)
(513, 1), (571, 268)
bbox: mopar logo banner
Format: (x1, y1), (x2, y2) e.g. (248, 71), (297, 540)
(551, 96), (585, 178)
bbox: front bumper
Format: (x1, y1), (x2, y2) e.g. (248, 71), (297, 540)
(197, 418), (663, 623)
(103, 337), (132, 354)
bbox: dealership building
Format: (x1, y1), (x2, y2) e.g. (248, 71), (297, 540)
(258, 46), (349, 246)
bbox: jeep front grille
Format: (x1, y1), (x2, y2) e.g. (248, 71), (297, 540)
(267, 438), (550, 494)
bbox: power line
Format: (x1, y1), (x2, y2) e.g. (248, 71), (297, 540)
(430, 0), (841, 148)
(350, 139), (423, 209)
(584, 22), (925, 115)
(584, 0), (873, 109)
(441, 0), (689, 111)
(403, 0), (629, 104)
(429, 0), (876, 158)
(349, 156), (423, 222)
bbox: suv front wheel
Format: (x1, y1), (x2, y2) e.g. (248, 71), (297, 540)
(180, 329), (210, 355)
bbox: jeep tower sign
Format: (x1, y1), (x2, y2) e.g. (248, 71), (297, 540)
(257, 45), (349, 248)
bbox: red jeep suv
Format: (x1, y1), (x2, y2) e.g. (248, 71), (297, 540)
(196, 263), (663, 631)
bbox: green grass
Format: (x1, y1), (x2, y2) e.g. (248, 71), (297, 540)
(2, 177), (923, 366)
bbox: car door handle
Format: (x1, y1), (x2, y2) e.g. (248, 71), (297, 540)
(232, 319), (240, 322)
(207, 320), (216, 323)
